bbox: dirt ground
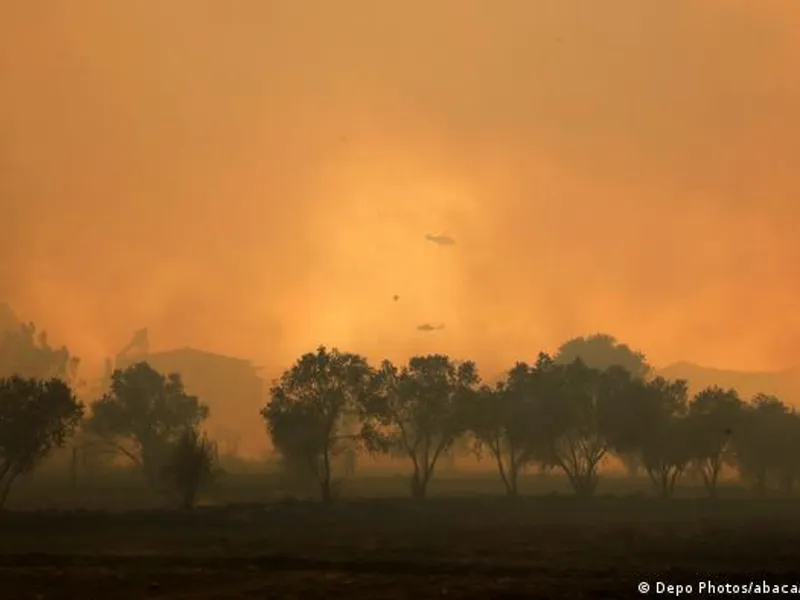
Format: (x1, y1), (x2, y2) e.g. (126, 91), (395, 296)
(2, 497), (800, 599)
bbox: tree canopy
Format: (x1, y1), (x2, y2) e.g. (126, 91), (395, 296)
(160, 427), (220, 509)
(362, 354), (479, 498)
(256, 334), (800, 502)
(0, 375), (84, 508)
(85, 361), (209, 485)
(261, 346), (372, 503)
(685, 386), (742, 497)
(554, 333), (651, 379)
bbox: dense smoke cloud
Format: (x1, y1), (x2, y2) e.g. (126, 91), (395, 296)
(2, 0), (800, 392)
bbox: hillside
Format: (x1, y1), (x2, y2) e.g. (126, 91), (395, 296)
(2, 301), (798, 404)
(658, 361), (800, 405)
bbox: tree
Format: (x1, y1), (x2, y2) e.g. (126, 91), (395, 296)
(0, 322), (89, 486)
(733, 395), (794, 496)
(363, 355), (478, 499)
(554, 333), (651, 379)
(262, 346), (372, 503)
(775, 410), (800, 496)
(621, 377), (692, 498)
(0, 322), (80, 384)
(0, 376), (84, 508)
(469, 355), (550, 497)
(539, 359), (632, 497)
(641, 415), (693, 498)
(470, 381), (526, 496)
(160, 428), (220, 509)
(85, 362), (209, 486)
(686, 386), (743, 498)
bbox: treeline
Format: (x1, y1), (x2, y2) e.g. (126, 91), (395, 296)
(2, 324), (800, 509)
(0, 324), (216, 509)
(263, 344), (800, 503)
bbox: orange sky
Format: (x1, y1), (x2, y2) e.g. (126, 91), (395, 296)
(2, 0), (800, 387)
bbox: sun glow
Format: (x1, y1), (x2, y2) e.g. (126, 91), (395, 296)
(282, 150), (483, 363)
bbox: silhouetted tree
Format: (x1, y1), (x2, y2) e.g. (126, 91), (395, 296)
(554, 333), (651, 379)
(362, 355), (478, 499)
(775, 410), (800, 496)
(733, 395), (795, 495)
(618, 377), (692, 497)
(160, 428), (220, 509)
(262, 346), (372, 503)
(469, 355), (551, 496)
(85, 362), (209, 486)
(0, 322), (80, 384)
(643, 415), (693, 498)
(539, 359), (632, 497)
(470, 381), (525, 496)
(686, 386), (743, 498)
(0, 376), (84, 508)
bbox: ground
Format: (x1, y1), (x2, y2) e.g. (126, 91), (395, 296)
(2, 496), (800, 599)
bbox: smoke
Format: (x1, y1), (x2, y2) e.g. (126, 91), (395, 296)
(2, 0), (800, 390)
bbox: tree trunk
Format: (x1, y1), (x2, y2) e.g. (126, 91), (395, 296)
(0, 485), (11, 510)
(700, 459), (721, 499)
(579, 473), (597, 497)
(410, 470), (427, 499)
(321, 447), (333, 504)
(506, 474), (519, 497)
(659, 470), (671, 498)
(646, 467), (661, 497)
(0, 470), (19, 510)
(566, 469), (597, 498)
(646, 466), (676, 498)
(494, 449), (518, 497)
(410, 444), (445, 500)
(668, 466), (685, 498)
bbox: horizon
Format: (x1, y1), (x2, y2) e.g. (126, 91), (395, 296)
(6, 300), (800, 381)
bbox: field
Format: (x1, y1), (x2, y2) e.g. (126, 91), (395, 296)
(3, 472), (800, 599)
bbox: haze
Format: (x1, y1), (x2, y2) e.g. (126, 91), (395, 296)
(2, 0), (800, 387)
